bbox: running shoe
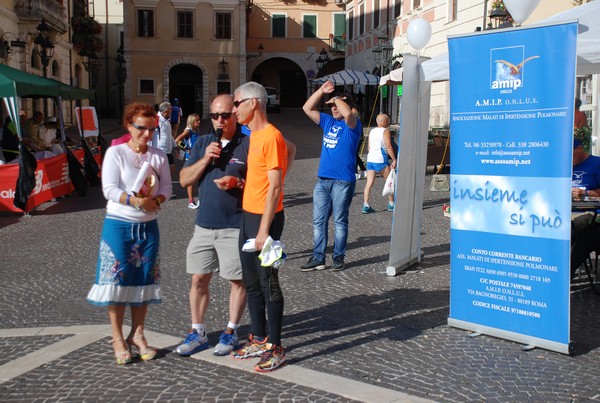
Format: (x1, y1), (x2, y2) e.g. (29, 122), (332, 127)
(230, 334), (269, 359)
(255, 344), (286, 372)
(362, 205), (376, 214)
(300, 257), (326, 272)
(331, 256), (345, 272)
(387, 202), (395, 212)
(175, 329), (209, 356)
(188, 200), (199, 209)
(213, 330), (239, 356)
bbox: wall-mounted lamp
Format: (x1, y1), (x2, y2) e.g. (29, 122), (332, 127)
(218, 58), (229, 79)
(33, 18), (55, 75)
(0, 32), (26, 60)
(315, 48), (330, 71)
(247, 43), (264, 60)
(80, 49), (99, 73)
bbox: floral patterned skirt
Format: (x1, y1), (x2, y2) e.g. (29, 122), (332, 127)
(87, 216), (161, 307)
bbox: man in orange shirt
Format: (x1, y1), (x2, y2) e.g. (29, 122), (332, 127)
(229, 82), (289, 372)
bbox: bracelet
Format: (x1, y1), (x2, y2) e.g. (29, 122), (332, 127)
(126, 194), (131, 206)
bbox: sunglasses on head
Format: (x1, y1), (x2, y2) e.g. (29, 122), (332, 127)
(210, 112), (233, 120)
(131, 122), (157, 132)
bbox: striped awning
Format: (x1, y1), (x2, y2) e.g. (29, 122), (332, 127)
(313, 69), (380, 86)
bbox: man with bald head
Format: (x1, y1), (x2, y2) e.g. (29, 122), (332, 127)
(177, 94), (250, 357)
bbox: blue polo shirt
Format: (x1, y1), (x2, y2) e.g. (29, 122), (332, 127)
(317, 113), (361, 182)
(573, 154), (600, 191)
(184, 127), (249, 229)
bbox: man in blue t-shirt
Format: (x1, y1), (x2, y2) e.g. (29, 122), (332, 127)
(572, 137), (600, 199)
(301, 80), (362, 272)
(177, 94), (249, 358)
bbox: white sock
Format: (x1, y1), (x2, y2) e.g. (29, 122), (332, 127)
(192, 324), (205, 335)
(227, 322), (238, 331)
(364, 202), (370, 208)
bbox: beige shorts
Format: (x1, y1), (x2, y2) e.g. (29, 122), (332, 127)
(186, 226), (242, 280)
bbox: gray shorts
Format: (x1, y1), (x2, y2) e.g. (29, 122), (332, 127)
(186, 226), (242, 280)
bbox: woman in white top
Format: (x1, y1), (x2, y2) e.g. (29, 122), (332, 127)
(362, 113), (397, 213)
(87, 102), (172, 365)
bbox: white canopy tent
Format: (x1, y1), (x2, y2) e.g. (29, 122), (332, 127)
(314, 69), (380, 85)
(421, 0), (600, 81)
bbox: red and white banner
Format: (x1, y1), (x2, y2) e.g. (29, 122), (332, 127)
(0, 149), (100, 213)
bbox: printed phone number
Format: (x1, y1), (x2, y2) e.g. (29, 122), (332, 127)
(464, 141), (549, 148)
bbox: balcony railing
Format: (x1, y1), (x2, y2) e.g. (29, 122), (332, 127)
(15, 0), (68, 34)
(329, 35), (346, 53)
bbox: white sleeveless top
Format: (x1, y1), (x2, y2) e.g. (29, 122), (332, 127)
(367, 127), (386, 163)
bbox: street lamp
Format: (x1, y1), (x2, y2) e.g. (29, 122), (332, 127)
(80, 49), (100, 90)
(375, 35), (394, 112)
(34, 18), (55, 78)
(218, 58), (229, 80)
(116, 46), (127, 120)
(315, 48), (330, 72)
(34, 18), (55, 115)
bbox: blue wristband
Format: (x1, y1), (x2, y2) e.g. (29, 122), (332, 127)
(126, 194), (131, 206)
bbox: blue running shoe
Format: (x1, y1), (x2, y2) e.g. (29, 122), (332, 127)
(213, 330), (239, 356)
(362, 205), (375, 214)
(176, 329), (209, 356)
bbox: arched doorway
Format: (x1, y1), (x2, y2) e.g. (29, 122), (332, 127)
(251, 58), (305, 108)
(169, 64), (203, 123)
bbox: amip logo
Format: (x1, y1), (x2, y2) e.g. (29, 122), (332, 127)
(490, 46), (539, 93)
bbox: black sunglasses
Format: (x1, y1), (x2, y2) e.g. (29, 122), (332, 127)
(131, 122), (157, 132)
(233, 98), (252, 108)
(210, 112), (233, 120)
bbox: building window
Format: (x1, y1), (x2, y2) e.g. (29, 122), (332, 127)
(333, 13), (346, 51)
(137, 9), (155, 37)
(348, 10), (354, 40)
(51, 60), (59, 77)
(139, 79), (155, 95)
(31, 50), (39, 69)
(303, 15), (317, 38)
(394, 0), (403, 19)
(447, 0), (457, 22)
(215, 12), (232, 39)
(413, 0), (421, 9)
(359, 3), (365, 36)
(272, 14), (286, 38)
(373, 0), (380, 29)
(177, 11), (193, 38)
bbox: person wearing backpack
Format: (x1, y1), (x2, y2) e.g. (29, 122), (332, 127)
(170, 98), (183, 135)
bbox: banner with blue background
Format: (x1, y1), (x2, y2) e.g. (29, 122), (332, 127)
(448, 22), (577, 354)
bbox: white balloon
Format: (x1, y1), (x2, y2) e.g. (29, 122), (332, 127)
(406, 18), (432, 51)
(503, 0), (541, 25)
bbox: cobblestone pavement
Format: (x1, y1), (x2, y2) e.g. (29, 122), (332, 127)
(1, 109), (600, 402)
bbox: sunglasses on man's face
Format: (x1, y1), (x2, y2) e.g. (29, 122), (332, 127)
(210, 112), (233, 120)
(233, 98), (252, 108)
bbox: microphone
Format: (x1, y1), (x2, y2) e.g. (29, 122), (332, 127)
(212, 128), (223, 166)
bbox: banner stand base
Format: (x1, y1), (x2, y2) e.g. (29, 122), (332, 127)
(448, 317), (572, 355)
(386, 252), (424, 276)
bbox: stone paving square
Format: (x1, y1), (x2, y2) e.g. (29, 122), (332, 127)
(1, 110), (599, 402)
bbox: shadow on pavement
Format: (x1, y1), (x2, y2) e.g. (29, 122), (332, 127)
(284, 287), (448, 364)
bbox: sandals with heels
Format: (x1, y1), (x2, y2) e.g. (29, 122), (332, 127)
(126, 334), (157, 361)
(112, 338), (132, 365)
